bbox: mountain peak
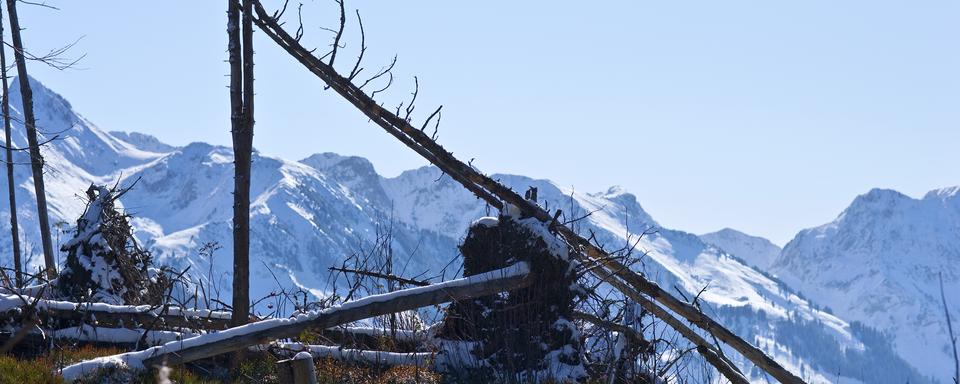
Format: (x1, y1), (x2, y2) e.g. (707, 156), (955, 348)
(603, 185), (628, 196)
(110, 131), (176, 153)
(838, 188), (914, 221)
(8, 75), (72, 111)
(860, 187), (909, 201)
(301, 152), (377, 175)
(8, 75), (77, 131)
(923, 186), (960, 202)
(699, 228), (781, 269)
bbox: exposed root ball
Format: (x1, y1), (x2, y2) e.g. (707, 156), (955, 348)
(438, 215), (586, 382)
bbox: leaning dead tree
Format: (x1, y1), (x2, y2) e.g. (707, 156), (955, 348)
(0, 1), (22, 287)
(249, 2), (803, 382)
(5, 0), (56, 279)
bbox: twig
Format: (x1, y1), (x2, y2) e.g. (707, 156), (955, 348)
(328, 266), (430, 287)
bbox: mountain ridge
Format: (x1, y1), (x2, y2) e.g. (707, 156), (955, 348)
(0, 76), (941, 383)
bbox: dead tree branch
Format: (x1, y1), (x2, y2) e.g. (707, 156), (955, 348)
(328, 266), (430, 287)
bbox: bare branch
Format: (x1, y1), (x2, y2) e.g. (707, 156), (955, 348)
(346, 9), (365, 81)
(3, 36), (86, 71)
(420, 105), (442, 132)
(295, 3), (304, 42)
(404, 76), (418, 122)
(17, 0), (58, 10)
(328, 266), (430, 287)
(0, 134), (58, 151)
(328, 0), (346, 67)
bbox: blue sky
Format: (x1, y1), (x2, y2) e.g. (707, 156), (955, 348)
(16, 1), (960, 245)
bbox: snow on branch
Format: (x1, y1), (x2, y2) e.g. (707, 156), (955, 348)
(0, 292), (231, 319)
(49, 325), (194, 346)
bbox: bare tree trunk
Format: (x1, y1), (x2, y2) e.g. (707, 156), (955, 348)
(5, 0), (54, 280)
(229, 0), (254, 327)
(0, 2), (22, 287)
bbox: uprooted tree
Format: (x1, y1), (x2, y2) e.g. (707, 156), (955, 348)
(436, 216), (587, 382)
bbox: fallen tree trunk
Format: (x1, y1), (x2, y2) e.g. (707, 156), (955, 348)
(61, 263), (532, 380)
(49, 326), (193, 346)
(248, 5), (804, 382)
(276, 342), (434, 367)
(316, 326), (424, 352)
(0, 293), (233, 330)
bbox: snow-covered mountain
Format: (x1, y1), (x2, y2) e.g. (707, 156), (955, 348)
(700, 228), (782, 269)
(0, 77), (942, 383)
(773, 187), (960, 383)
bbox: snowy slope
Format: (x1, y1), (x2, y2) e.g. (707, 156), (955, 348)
(426, 173), (929, 383)
(773, 188), (960, 383)
(0, 77), (167, 270)
(0, 78), (939, 383)
(108, 131), (176, 153)
(700, 228), (782, 269)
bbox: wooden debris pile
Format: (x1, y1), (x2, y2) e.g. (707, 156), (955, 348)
(56, 184), (167, 306)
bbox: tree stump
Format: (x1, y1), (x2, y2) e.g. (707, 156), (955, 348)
(277, 352), (319, 384)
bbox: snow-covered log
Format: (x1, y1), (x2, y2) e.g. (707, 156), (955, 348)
(330, 326), (423, 343)
(277, 342), (434, 367)
(316, 326), (426, 351)
(0, 281), (52, 297)
(0, 292), (232, 330)
(49, 325), (194, 346)
(60, 263), (532, 380)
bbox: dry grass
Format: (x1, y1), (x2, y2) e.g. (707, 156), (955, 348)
(0, 345), (124, 384)
(1, 345), (442, 384)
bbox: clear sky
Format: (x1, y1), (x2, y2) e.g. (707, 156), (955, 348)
(15, 1), (960, 245)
